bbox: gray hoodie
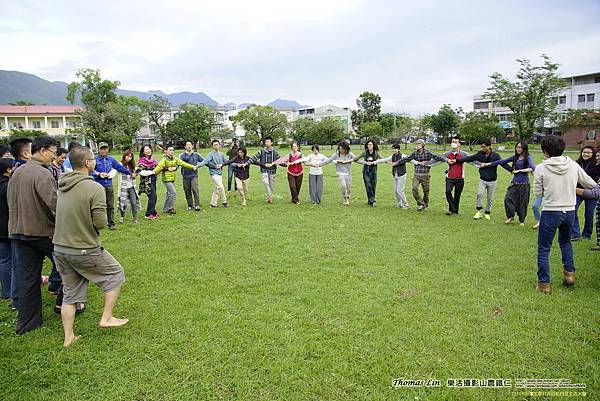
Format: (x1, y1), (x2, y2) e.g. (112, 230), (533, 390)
(533, 156), (597, 212)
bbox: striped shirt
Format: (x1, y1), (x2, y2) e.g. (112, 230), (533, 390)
(248, 148), (280, 174)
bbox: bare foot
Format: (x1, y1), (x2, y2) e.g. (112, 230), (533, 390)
(63, 335), (81, 347)
(99, 317), (129, 328)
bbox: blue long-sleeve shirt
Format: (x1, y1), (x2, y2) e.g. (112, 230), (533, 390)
(199, 151), (226, 176)
(93, 155), (131, 187)
(491, 155), (536, 184)
(179, 152), (204, 179)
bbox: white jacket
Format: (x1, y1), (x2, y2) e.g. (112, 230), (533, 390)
(533, 156), (597, 212)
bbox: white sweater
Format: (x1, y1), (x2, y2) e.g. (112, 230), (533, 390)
(533, 156), (597, 212)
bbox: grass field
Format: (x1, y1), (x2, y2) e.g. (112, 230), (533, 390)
(0, 147), (598, 401)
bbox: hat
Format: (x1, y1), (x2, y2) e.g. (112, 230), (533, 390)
(416, 139), (425, 145)
(98, 142), (109, 149)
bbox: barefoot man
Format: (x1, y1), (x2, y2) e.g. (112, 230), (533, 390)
(53, 146), (128, 346)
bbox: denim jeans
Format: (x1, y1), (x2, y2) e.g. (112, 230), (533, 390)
(537, 210), (575, 284)
(532, 196), (543, 222)
(227, 165), (237, 192)
(571, 196), (598, 239)
(48, 259), (62, 293)
(362, 167), (377, 205)
(0, 240), (12, 298)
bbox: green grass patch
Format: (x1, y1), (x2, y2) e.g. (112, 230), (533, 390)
(0, 148), (598, 400)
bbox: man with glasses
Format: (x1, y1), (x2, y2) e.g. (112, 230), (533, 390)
(8, 136), (62, 334)
(93, 142), (132, 230)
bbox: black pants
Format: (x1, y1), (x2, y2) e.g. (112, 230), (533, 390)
(505, 183), (530, 223)
(14, 237), (60, 334)
(363, 167), (378, 205)
(287, 173), (303, 204)
(445, 178), (464, 214)
(104, 185), (115, 227)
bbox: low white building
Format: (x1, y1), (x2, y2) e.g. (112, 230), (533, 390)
(297, 104), (352, 133)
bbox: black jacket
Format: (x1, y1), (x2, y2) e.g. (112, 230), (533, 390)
(458, 151), (502, 182)
(0, 176), (9, 240)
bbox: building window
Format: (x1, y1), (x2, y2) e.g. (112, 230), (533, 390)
(587, 130), (597, 141)
(578, 94), (586, 103)
(587, 94), (595, 102)
(474, 102), (489, 110)
(32, 121), (41, 128)
(595, 76), (600, 83)
(51, 121), (59, 128)
(558, 96), (566, 104)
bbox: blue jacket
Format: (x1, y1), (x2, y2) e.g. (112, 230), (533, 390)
(93, 155), (131, 187)
(199, 151), (225, 176)
(179, 152), (204, 179)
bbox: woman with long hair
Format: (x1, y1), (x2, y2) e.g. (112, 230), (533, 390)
(315, 141), (355, 206)
(223, 146), (252, 206)
(484, 140), (536, 225)
(136, 145), (159, 220)
(118, 150), (141, 224)
(571, 146), (600, 240)
(353, 139), (382, 207)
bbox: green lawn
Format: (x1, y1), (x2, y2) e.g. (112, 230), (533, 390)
(0, 148), (598, 401)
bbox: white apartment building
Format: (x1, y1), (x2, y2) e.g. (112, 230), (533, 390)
(473, 72), (600, 132)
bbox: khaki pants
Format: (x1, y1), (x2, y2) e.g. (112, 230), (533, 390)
(235, 177), (249, 202)
(337, 174), (351, 198)
(210, 175), (227, 206)
(261, 173), (276, 197)
(412, 174), (430, 207)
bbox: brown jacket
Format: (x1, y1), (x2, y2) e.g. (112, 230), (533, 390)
(8, 158), (57, 238)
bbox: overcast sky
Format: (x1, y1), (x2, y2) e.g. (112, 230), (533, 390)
(2, 0), (599, 114)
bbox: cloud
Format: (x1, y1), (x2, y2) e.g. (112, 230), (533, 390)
(1, 0), (599, 114)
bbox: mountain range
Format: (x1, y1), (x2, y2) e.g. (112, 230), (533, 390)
(0, 70), (308, 110)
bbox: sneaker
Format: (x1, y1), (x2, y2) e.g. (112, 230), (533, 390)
(401, 205), (410, 210)
(187, 207), (192, 211)
(372, 201), (377, 207)
(484, 213), (491, 221)
(168, 209), (176, 215)
(133, 220), (139, 224)
(119, 217), (125, 224)
(473, 211), (482, 219)
(222, 203), (229, 208)
(504, 217), (513, 224)
(108, 225), (116, 230)
(210, 204), (217, 208)
(519, 223), (525, 227)
(194, 206), (200, 211)
(417, 205), (425, 211)
(532, 222), (540, 229)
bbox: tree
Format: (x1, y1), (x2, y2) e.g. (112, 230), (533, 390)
(459, 112), (504, 150)
(312, 118), (346, 147)
(231, 105), (288, 144)
(291, 118), (316, 144)
(9, 100), (35, 106)
(484, 55), (565, 140)
(360, 121), (383, 140)
(351, 91), (381, 136)
(66, 68), (121, 144)
(166, 103), (215, 146)
(379, 113), (396, 140)
(142, 95), (172, 145)
(393, 114), (414, 149)
(67, 68), (119, 109)
(106, 96), (145, 148)
(554, 109), (600, 133)
(429, 104), (461, 150)
(8, 129), (48, 141)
